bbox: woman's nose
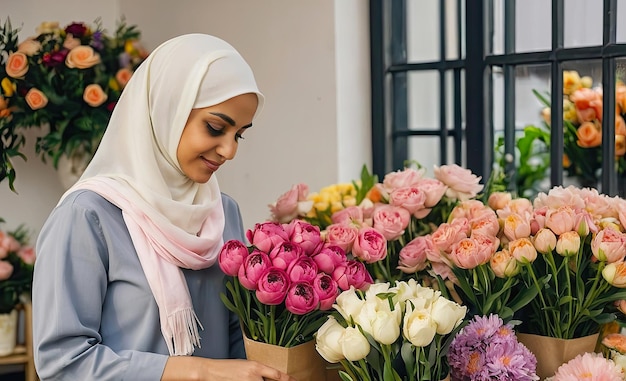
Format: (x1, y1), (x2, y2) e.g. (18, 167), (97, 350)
(216, 137), (237, 160)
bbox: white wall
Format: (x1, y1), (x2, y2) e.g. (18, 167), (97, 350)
(0, 0), (371, 236)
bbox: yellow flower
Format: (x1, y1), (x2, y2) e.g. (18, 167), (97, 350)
(1, 77), (15, 96)
(563, 70), (583, 95)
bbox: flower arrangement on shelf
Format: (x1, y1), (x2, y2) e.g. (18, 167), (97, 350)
(269, 162), (485, 285)
(218, 219), (373, 348)
(495, 69), (626, 197)
(315, 279), (467, 381)
(0, 223), (35, 314)
(447, 314), (538, 381)
(0, 18), (148, 190)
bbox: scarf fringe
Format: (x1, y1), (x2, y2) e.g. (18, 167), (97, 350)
(166, 308), (204, 356)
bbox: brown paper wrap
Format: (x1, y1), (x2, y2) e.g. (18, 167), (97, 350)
(243, 334), (327, 381)
(516, 333), (599, 380)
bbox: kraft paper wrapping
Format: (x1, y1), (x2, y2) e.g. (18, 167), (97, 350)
(243, 334), (327, 381)
(517, 333), (599, 380)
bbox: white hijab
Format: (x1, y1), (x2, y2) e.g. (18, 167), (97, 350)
(61, 34), (264, 355)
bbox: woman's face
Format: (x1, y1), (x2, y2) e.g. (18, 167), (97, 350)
(177, 93), (258, 183)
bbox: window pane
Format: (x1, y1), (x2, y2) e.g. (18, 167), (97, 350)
(563, 0), (602, 48)
(407, 0), (439, 62)
(407, 71), (439, 130)
(618, 2), (626, 43)
(444, 0), (462, 60)
(515, 0), (551, 53)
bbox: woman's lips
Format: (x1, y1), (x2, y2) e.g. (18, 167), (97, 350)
(202, 157), (221, 172)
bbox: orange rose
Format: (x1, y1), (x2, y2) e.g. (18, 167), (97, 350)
(576, 121), (602, 148)
(25, 88), (48, 110)
(570, 87), (603, 123)
(6, 52), (28, 78)
(616, 115), (626, 136)
(83, 84), (108, 107)
(17, 39), (41, 56)
(65, 46), (101, 69)
(115, 68), (133, 89)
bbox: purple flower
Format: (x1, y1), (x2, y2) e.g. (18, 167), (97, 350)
(448, 314), (538, 381)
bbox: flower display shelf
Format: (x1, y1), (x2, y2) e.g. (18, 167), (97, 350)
(0, 303), (37, 381)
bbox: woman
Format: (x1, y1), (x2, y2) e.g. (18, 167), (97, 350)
(32, 34), (295, 381)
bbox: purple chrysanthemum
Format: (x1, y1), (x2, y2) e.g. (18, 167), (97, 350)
(448, 314), (538, 381)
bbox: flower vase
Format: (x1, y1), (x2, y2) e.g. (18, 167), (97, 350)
(242, 333), (327, 381)
(516, 333), (599, 380)
(0, 309), (18, 356)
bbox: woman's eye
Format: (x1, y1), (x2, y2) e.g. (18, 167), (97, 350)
(206, 123), (223, 136)
(235, 133), (245, 142)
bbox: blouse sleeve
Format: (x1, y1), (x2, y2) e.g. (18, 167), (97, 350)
(32, 192), (167, 381)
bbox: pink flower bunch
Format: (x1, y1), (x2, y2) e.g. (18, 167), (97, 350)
(218, 219), (373, 347)
(0, 224), (34, 313)
(546, 352), (623, 381)
(448, 314), (538, 381)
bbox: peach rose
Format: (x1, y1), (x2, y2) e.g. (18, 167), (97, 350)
(18, 38), (41, 56)
(66, 46), (101, 69)
(25, 88), (48, 110)
(115, 68), (133, 88)
(576, 121), (602, 148)
(83, 84), (108, 107)
(617, 135), (626, 157)
(616, 115), (626, 136)
(6, 52), (29, 78)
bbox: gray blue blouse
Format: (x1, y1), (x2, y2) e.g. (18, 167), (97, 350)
(32, 190), (246, 380)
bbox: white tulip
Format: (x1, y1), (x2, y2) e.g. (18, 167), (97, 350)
(430, 296), (467, 335)
(315, 316), (346, 363)
(402, 302), (437, 347)
(340, 326), (371, 361)
(371, 310), (401, 345)
(334, 287), (365, 322)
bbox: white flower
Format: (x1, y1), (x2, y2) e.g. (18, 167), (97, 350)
(340, 327), (370, 361)
(402, 302), (437, 347)
(430, 296), (466, 335)
(315, 316), (346, 363)
(370, 309), (402, 345)
(334, 286), (365, 322)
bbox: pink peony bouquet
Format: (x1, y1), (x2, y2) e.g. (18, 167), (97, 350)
(218, 219), (373, 347)
(315, 279), (467, 381)
(0, 223), (35, 313)
(447, 314), (538, 381)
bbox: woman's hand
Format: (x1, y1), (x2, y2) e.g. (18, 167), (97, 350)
(162, 357), (297, 381)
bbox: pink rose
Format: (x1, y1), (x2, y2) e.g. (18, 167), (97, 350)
(433, 164), (484, 201)
(313, 273), (339, 310)
(218, 239), (249, 276)
(246, 222), (289, 253)
(331, 206), (364, 226)
(285, 282), (319, 315)
(256, 267), (290, 305)
(0, 260), (13, 281)
(472, 233), (500, 258)
(389, 187), (426, 215)
(416, 178), (448, 208)
(431, 223), (466, 253)
(503, 213), (531, 241)
(269, 183), (312, 223)
(237, 250), (272, 290)
(382, 167), (424, 192)
(352, 227), (388, 263)
(470, 214), (500, 237)
(592, 228), (626, 263)
(371, 204), (410, 241)
(332, 260), (373, 290)
(286, 220), (323, 255)
(325, 223), (359, 253)
(269, 241), (303, 270)
(310, 245), (347, 274)
(449, 237), (491, 269)
(490, 249), (519, 278)
(508, 238), (538, 263)
(487, 192), (512, 211)
(397, 236), (430, 273)
(545, 206), (577, 236)
(286, 256), (318, 283)
(18, 246), (36, 265)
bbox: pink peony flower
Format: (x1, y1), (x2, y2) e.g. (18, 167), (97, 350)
(591, 227), (626, 263)
(237, 250), (272, 290)
(310, 245), (347, 274)
(286, 256), (318, 283)
(331, 205), (364, 226)
(0, 260), (14, 281)
(285, 282), (319, 315)
(352, 227), (388, 263)
(286, 219), (323, 256)
(389, 186), (426, 215)
(449, 237), (491, 269)
(17, 246), (36, 265)
(549, 352), (623, 381)
(332, 260), (373, 290)
(218, 239), (249, 276)
(371, 204), (410, 241)
(246, 221), (289, 253)
(397, 236), (431, 273)
(416, 178), (448, 208)
(325, 223), (359, 254)
(545, 206), (577, 236)
(269, 241), (303, 270)
(268, 183), (312, 223)
(313, 273), (339, 310)
(381, 167), (424, 192)
(255, 267), (290, 305)
(433, 164), (484, 201)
